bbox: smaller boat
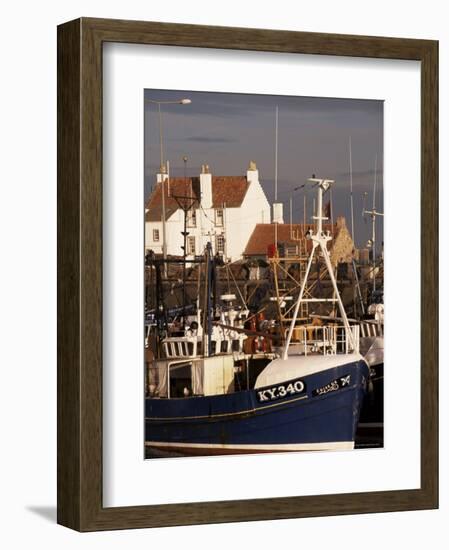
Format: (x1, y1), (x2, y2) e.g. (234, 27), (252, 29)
(358, 291), (384, 425)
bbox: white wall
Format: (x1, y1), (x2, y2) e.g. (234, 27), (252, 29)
(145, 220), (164, 254)
(0, 1), (447, 548)
(146, 169), (270, 260)
(147, 207), (221, 257)
(225, 170), (271, 260)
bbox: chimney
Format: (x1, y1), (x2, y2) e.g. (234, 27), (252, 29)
(156, 162), (167, 183)
(200, 164), (212, 209)
(273, 202), (284, 224)
(247, 160), (259, 184)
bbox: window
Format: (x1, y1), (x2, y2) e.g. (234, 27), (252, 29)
(153, 229), (160, 242)
(215, 208), (224, 226)
(216, 234), (225, 255)
(187, 236), (196, 255)
(187, 208), (197, 227)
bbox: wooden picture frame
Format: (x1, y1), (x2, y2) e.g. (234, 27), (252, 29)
(57, 17), (438, 531)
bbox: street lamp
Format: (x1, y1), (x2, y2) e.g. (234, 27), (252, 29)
(145, 98), (191, 171)
(145, 98), (191, 265)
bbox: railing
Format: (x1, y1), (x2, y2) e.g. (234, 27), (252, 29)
(162, 333), (246, 359)
(359, 321), (383, 338)
(163, 337), (198, 358)
(285, 324), (360, 355)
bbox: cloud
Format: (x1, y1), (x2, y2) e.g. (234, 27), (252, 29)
(143, 88), (384, 247)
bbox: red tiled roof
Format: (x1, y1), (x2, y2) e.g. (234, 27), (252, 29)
(145, 176), (249, 222)
(243, 223), (336, 256)
(211, 176), (249, 208)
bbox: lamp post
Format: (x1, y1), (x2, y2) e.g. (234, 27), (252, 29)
(145, 98), (191, 264)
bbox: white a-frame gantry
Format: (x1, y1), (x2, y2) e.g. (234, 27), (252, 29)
(282, 178), (356, 360)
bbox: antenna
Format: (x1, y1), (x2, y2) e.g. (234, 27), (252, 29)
(289, 195), (293, 239)
(373, 154), (377, 210)
(167, 160), (170, 197)
(275, 105), (278, 201)
(363, 155), (383, 292)
(274, 106), (279, 251)
(349, 137), (355, 244)
(330, 186), (334, 228)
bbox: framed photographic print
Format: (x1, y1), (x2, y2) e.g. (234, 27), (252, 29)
(57, 17), (438, 531)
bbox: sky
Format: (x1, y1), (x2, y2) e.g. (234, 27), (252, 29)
(144, 89), (383, 249)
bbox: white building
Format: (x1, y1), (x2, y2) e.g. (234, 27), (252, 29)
(145, 162), (271, 261)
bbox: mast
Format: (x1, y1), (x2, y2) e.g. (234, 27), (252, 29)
(372, 155), (377, 290)
(172, 160), (197, 329)
(160, 165), (167, 275)
(282, 178), (355, 360)
(348, 140), (364, 316)
(202, 244), (211, 357)
(206, 242), (214, 356)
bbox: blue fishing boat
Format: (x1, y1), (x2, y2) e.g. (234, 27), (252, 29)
(146, 354), (368, 454)
(145, 178), (370, 456)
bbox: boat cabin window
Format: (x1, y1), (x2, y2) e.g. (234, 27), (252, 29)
(220, 340), (229, 354)
(232, 339), (241, 352)
(169, 362), (193, 398)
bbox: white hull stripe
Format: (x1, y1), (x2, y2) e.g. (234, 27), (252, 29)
(145, 441), (354, 452)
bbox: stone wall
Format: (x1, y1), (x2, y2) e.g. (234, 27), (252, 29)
(330, 217), (355, 267)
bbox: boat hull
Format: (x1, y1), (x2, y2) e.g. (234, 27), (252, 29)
(145, 359), (369, 456)
(359, 361), (384, 424)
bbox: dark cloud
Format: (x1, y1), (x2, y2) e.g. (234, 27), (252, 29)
(144, 88), (383, 247)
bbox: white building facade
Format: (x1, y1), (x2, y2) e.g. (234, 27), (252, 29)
(145, 162), (271, 262)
